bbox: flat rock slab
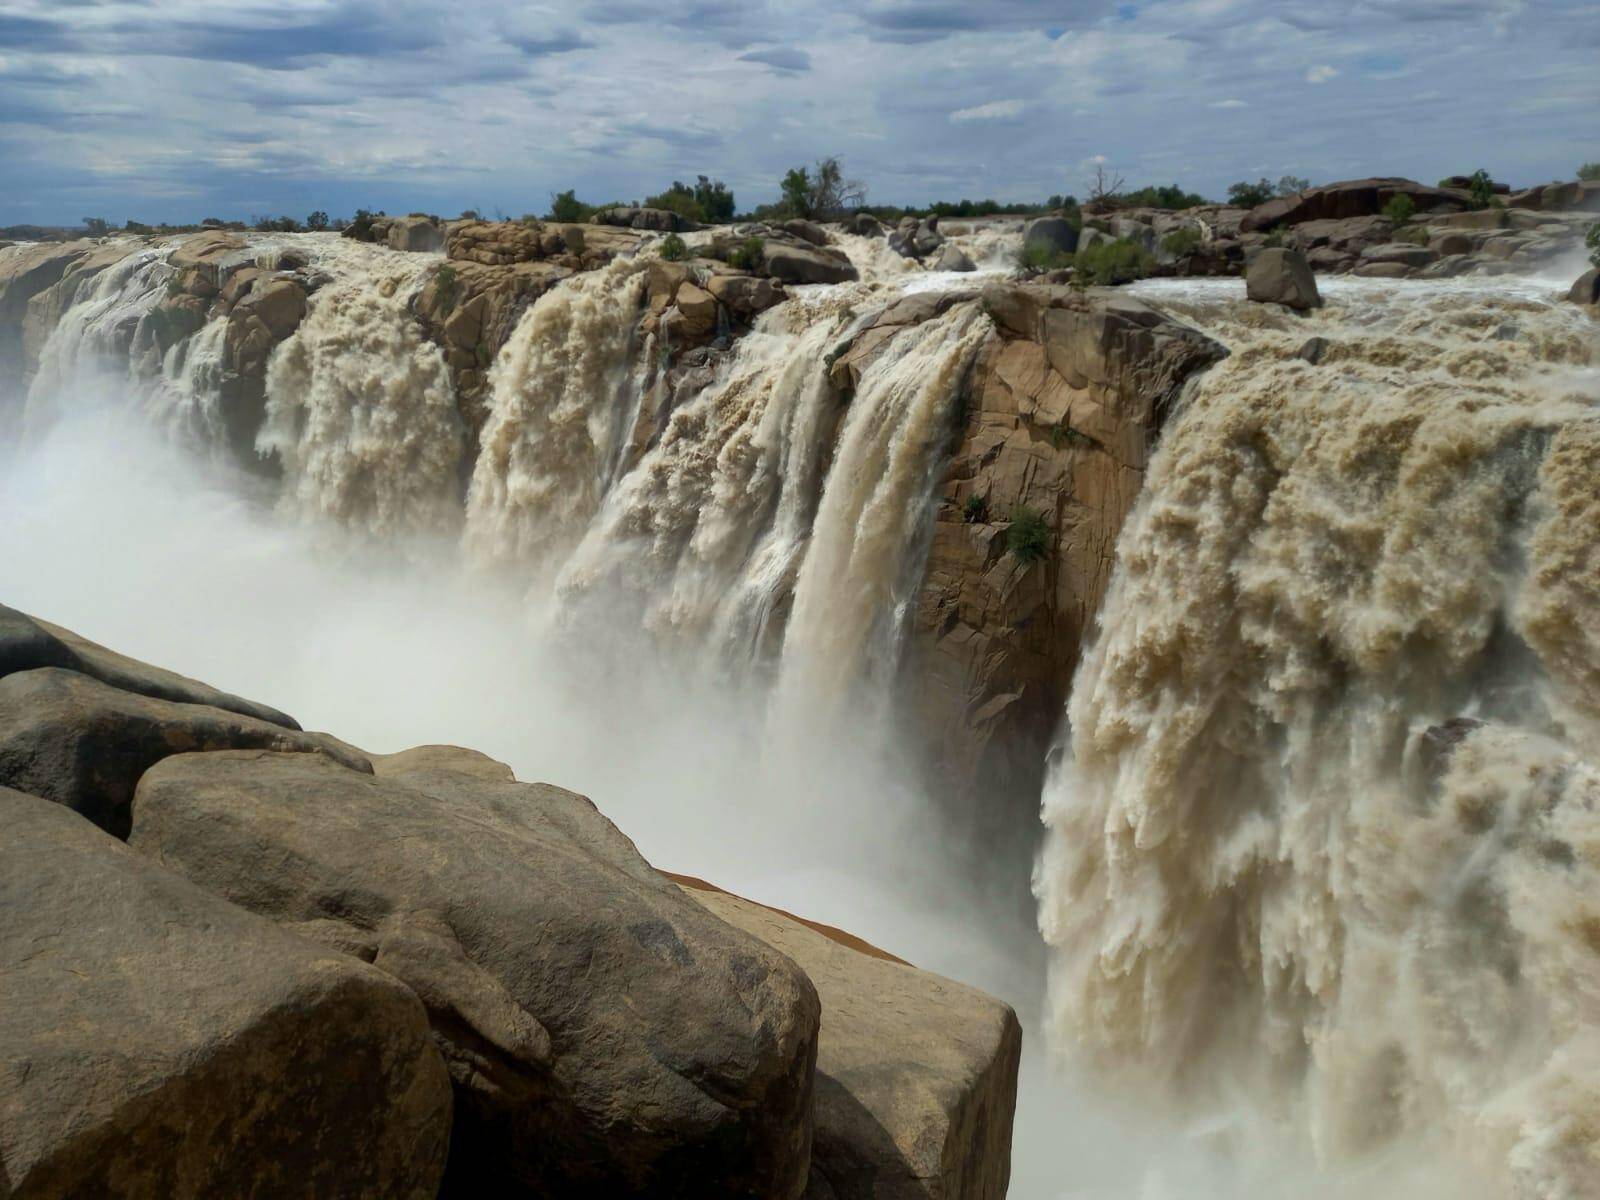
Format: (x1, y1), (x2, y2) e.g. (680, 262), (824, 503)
(677, 881), (1022, 1200)
(131, 750), (821, 1199)
(0, 786), (451, 1199)
(0, 667), (368, 837)
(0, 604), (297, 728)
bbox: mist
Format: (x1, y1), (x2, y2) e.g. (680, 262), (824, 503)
(2, 365), (1513, 1199)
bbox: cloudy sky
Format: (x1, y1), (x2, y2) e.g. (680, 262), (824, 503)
(2, 0), (1596, 225)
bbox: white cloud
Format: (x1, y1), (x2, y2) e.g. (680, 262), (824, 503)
(1210, 98), (1248, 108)
(1306, 64), (1340, 83)
(948, 99), (1025, 122)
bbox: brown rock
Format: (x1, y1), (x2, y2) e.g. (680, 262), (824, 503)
(1241, 177), (1466, 233)
(0, 787), (452, 1200)
(1246, 248), (1323, 310)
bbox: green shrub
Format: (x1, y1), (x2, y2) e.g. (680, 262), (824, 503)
(1073, 237), (1155, 286)
(644, 185), (704, 223)
(1382, 193), (1416, 225)
(1159, 227), (1202, 257)
(1006, 506), (1051, 564)
(729, 236), (765, 271)
(1395, 225), (1431, 246)
(1580, 163), (1600, 182)
(548, 190), (596, 223)
(1050, 423), (1094, 450)
(962, 493), (988, 524)
(1588, 223), (1600, 269)
(659, 232), (688, 262)
(1016, 242), (1074, 272)
(1466, 169), (1496, 211)
(1227, 179), (1275, 208)
(433, 264), (459, 308)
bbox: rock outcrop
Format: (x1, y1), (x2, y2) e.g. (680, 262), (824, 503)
(677, 879), (1021, 1200)
(0, 666), (366, 838)
(1246, 247), (1322, 310)
(1570, 267), (1600, 307)
(131, 749), (822, 1198)
(0, 240), (102, 396)
(1240, 177), (1467, 233)
(903, 284), (1227, 826)
(1, 786), (452, 1199)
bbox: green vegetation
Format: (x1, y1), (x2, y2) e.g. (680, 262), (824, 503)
(433, 264), (459, 308)
(1395, 225), (1431, 246)
(729, 236), (765, 271)
(1277, 175), (1312, 196)
(962, 493), (988, 524)
(548, 190), (597, 223)
(1050, 423), (1094, 450)
(1227, 179), (1276, 208)
(346, 209), (383, 242)
(1382, 193), (1417, 225)
(1112, 183), (1210, 210)
(643, 184), (704, 223)
(81, 217), (110, 237)
(772, 156), (866, 220)
(1159, 227), (1203, 257)
(1579, 163), (1600, 182)
(1006, 505), (1052, 564)
(1588, 222), (1600, 269)
(1073, 237), (1155, 286)
(1466, 168), (1497, 211)
(658, 232), (688, 262)
(1016, 242), (1074, 272)
(304, 211), (329, 231)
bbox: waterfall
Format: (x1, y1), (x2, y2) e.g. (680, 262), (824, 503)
(463, 258), (649, 570)
(1034, 275), (1600, 1196)
(260, 255), (462, 538)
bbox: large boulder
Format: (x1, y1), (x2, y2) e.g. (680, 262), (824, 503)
(677, 880), (1021, 1200)
(1022, 217), (1079, 256)
(933, 243), (978, 272)
(1246, 248), (1323, 310)
(130, 750), (822, 1199)
(0, 667), (366, 837)
(763, 241), (860, 285)
(0, 604), (296, 727)
(388, 216), (444, 253)
(1571, 268), (1600, 307)
(1241, 177), (1466, 233)
(846, 213), (885, 238)
(1507, 180), (1600, 213)
(594, 206), (700, 233)
(0, 787), (452, 1199)
(1360, 242), (1437, 268)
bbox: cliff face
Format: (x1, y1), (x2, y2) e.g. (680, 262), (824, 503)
(903, 285), (1228, 825)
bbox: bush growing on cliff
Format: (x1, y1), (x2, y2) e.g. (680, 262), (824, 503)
(1466, 169), (1497, 211)
(1073, 237), (1155, 286)
(778, 157), (866, 220)
(1580, 163), (1600, 182)
(1382, 193), (1417, 225)
(1277, 175), (1312, 196)
(1006, 506), (1051, 564)
(548, 190), (596, 223)
(1395, 225), (1431, 246)
(346, 209), (382, 242)
(1160, 227), (1203, 257)
(729, 236), (765, 270)
(1588, 223), (1600, 269)
(1227, 179), (1275, 208)
(658, 233), (688, 262)
(1016, 242), (1074, 272)
(962, 493), (988, 524)
(644, 183), (704, 223)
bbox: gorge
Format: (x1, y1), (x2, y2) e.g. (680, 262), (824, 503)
(2, 186), (1598, 1198)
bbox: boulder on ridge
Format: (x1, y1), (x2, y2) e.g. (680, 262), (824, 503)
(1246, 248), (1323, 310)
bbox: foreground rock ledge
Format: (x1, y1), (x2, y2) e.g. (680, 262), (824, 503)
(130, 749), (822, 1199)
(676, 879), (1022, 1200)
(0, 787), (452, 1199)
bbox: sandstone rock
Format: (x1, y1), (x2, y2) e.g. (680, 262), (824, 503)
(707, 272), (786, 322)
(389, 215), (444, 253)
(847, 213), (885, 238)
(934, 243), (978, 272)
(1571, 268), (1600, 307)
(1241, 177), (1465, 233)
(764, 241), (859, 285)
(1023, 217), (1079, 257)
(238, 277), (308, 339)
(675, 281), (720, 339)
(0, 666), (368, 837)
(782, 219), (830, 247)
(1246, 248), (1322, 310)
(1352, 261), (1412, 279)
(1429, 231), (1474, 257)
(1298, 336), (1331, 364)
(679, 880), (1021, 1200)
(131, 750), (821, 1199)
(1361, 242), (1438, 267)
(1429, 209), (1507, 231)
(905, 285), (1226, 827)
(594, 206), (699, 233)
(0, 787), (452, 1199)
(0, 241), (97, 389)
(0, 604), (297, 727)
(1507, 180), (1600, 213)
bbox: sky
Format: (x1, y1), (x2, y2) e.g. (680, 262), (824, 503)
(1, 0), (1597, 226)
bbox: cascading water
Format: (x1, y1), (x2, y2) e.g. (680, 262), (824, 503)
(1035, 275), (1600, 1196)
(260, 248), (463, 537)
(463, 258), (650, 571)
